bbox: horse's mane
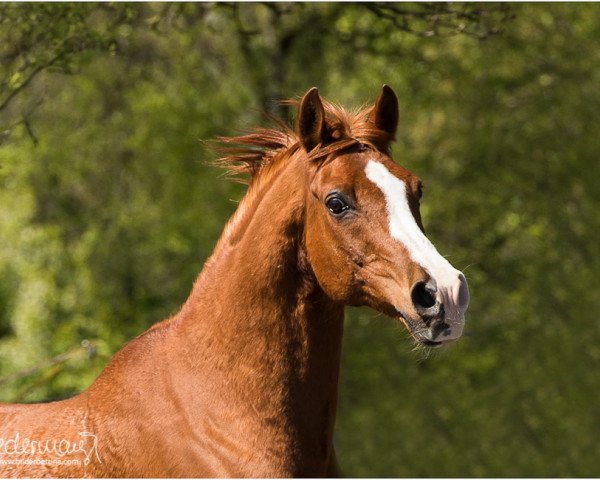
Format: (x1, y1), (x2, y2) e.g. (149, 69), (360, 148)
(215, 98), (393, 183)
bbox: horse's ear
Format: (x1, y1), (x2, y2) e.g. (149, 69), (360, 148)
(298, 87), (327, 152)
(370, 84), (399, 144)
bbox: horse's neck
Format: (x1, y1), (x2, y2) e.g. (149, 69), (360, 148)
(170, 154), (345, 471)
(0, 155), (344, 477)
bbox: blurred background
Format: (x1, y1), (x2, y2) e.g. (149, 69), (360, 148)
(0, 3), (599, 476)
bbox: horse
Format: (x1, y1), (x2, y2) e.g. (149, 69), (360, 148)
(0, 85), (469, 477)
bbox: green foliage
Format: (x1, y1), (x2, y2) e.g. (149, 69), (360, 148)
(0, 3), (138, 134)
(0, 3), (599, 476)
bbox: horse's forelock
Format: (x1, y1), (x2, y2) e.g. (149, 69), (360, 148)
(213, 98), (393, 183)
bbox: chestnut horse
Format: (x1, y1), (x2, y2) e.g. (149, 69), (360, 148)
(0, 86), (469, 477)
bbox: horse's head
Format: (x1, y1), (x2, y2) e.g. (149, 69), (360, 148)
(300, 86), (469, 346)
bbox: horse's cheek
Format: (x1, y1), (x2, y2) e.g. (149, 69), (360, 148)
(305, 218), (355, 302)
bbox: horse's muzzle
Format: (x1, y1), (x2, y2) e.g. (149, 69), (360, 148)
(410, 273), (470, 346)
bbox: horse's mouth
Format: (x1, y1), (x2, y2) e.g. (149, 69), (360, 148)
(395, 312), (444, 348)
(416, 336), (443, 347)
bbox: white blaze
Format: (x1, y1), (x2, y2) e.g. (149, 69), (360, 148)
(364, 160), (469, 336)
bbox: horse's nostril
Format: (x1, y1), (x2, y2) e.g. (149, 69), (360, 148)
(411, 281), (437, 310)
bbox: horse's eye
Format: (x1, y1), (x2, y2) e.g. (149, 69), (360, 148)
(326, 195), (350, 216)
